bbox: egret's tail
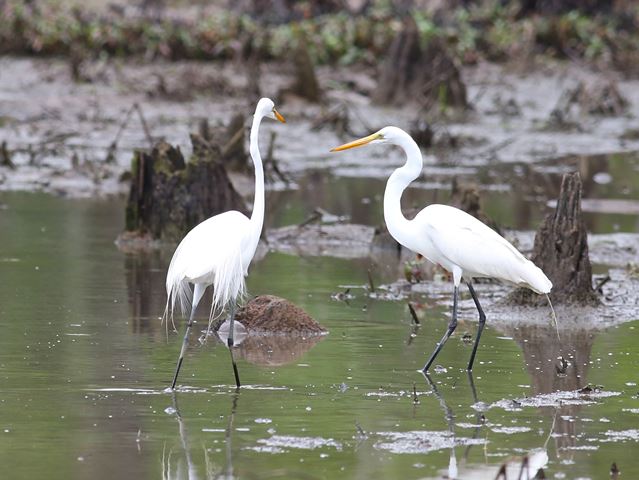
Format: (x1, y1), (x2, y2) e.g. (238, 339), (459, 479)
(163, 275), (193, 329)
(521, 261), (552, 295)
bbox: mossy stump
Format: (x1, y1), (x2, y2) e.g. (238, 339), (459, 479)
(124, 136), (246, 243)
(509, 172), (599, 305)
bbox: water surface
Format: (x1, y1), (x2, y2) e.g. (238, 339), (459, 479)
(0, 174), (638, 479)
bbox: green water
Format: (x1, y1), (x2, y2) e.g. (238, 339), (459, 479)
(0, 187), (638, 480)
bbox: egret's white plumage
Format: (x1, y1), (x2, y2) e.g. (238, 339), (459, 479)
(410, 204), (552, 293)
(165, 97), (285, 389)
(332, 126), (552, 371)
(165, 211), (250, 323)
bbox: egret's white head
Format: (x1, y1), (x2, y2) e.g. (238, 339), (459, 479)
(255, 97), (286, 123)
(330, 126), (409, 151)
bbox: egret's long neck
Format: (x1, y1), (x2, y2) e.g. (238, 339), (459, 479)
(383, 133), (423, 249)
(249, 113), (265, 240)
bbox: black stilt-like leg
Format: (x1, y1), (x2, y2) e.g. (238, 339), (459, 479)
(422, 285), (459, 372)
(226, 303), (241, 388)
(171, 284), (205, 390)
(466, 281), (486, 371)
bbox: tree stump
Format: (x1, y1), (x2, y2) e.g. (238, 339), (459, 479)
(509, 172), (599, 305)
(123, 136), (246, 244)
(287, 29), (321, 103)
(373, 16), (467, 110)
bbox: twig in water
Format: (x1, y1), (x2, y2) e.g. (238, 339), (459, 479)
(408, 302), (420, 325)
(555, 356), (568, 375)
(611, 462), (620, 479)
(107, 102), (154, 163)
(135, 103), (153, 148)
(263, 131), (289, 184)
(297, 210), (322, 228)
(367, 269), (375, 293)
(412, 383), (419, 405)
(594, 274), (611, 293)
(355, 421), (367, 439)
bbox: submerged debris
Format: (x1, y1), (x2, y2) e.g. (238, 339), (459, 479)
(509, 172), (599, 305)
(475, 387), (620, 412)
(611, 461), (620, 479)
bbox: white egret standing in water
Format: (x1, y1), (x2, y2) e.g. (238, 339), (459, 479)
(331, 127), (552, 371)
(164, 98), (285, 389)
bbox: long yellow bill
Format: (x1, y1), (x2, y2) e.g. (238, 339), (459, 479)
(330, 132), (381, 152)
(273, 109), (286, 123)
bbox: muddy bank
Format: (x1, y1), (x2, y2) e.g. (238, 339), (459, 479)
(2, 57), (639, 198)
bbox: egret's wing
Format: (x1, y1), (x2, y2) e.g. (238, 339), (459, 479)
(165, 211), (250, 317)
(175, 211), (250, 283)
(417, 205), (550, 291)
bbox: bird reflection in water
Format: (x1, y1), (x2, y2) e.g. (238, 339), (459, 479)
(162, 392), (239, 480)
(421, 373), (549, 479)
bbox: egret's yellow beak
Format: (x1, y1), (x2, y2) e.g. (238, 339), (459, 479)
(273, 108), (286, 123)
(330, 132), (381, 152)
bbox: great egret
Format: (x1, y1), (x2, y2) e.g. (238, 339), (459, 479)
(164, 98), (285, 389)
(331, 127), (552, 372)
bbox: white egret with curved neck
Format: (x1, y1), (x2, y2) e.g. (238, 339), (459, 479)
(164, 98), (285, 389)
(331, 126), (552, 372)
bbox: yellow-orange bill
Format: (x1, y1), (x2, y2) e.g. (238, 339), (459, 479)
(330, 132), (380, 152)
(273, 109), (286, 123)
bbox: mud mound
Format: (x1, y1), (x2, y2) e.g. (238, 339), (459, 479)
(235, 295), (326, 335)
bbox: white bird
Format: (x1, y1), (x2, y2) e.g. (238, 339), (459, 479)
(164, 98), (285, 389)
(331, 127), (552, 371)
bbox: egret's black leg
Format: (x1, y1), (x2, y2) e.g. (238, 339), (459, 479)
(422, 285), (459, 372)
(466, 281), (486, 371)
(171, 284), (205, 389)
(226, 303), (241, 388)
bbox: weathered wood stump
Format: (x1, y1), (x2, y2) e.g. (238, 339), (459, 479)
(122, 136), (246, 244)
(287, 29), (321, 102)
(234, 295), (326, 335)
(373, 16), (467, 110)
(509, 172), (599, 305)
